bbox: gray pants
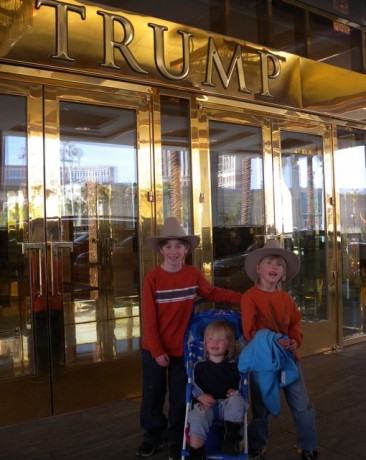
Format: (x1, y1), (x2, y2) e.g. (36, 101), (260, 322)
(188, 393), (247, 440)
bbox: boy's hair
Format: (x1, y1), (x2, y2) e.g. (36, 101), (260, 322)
(158, 238), (189, 249)
(256, 255), (287, 288)
(203, 320), (237, 359)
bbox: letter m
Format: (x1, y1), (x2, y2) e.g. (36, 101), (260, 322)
(202, 38), (250, 94)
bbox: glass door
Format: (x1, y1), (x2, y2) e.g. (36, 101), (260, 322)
(271, 121), (337, 354)
(208, 119), (266, 294)
(44, 87), (151, 414)
(200, 103), (337, 354)
(0, 80), (152, 425)
(0, 82), (52, 425)
(334, 128), (366, 341)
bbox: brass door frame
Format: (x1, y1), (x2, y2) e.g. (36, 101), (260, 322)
(0, 79), (52, 425)
(271, 119), (337, 355)
(43, 84), (153, 413)
(0, 76), (154, 424)
(194, 97), (338, 355)
(195, 102), (273, 276)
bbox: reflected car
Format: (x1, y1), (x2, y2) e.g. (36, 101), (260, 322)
(214, 242), (259, 274)
(213, 242), (262, 291)
(73, 235), (136, 268)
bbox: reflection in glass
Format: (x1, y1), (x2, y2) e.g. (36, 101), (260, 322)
(210, 121), (264, 293)
(280, 131), (326, 322)
(229, 0), (267, 45)
(309, 13), (363, 72)
(336, 128), (366, 339)
(0, 94), (31, 377)
(55, 102), (140, 366)
(160, 96), (193, 232)
(272, 0), (306, 57)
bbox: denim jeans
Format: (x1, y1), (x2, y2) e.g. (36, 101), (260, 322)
(140, 349), (187, 448)
(248, 363), (318, 452)
(188, 392), (247, 440)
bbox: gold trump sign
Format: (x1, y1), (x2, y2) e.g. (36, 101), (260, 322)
(4, 0), (366, 119)
(0, 0), (302, 107)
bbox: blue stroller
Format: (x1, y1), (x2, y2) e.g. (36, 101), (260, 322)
(181, 308), (249, 459)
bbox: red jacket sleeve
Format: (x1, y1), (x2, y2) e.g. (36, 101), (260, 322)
(196, 270), (242, 305)
(141, 271), (166, 358)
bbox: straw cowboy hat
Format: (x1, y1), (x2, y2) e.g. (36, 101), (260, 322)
(147, 217), (200, 253)
(244, 239), (300, 282)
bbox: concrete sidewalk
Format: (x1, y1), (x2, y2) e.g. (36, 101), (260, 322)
(0, 342), (365, 459)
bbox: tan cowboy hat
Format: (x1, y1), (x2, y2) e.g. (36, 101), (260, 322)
(147, 217), (200, 253)
(244, 239), (300, 282)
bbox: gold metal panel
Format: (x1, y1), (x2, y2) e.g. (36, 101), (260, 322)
(137, 92), (156, 283)
(150, 88), (163, 229)
(331, 132), (343, 345)
(186, 94), (206, 270)
(2, 0), (365, 123)
(262, 120), (275, 234)
(194, 102), (212, 276)
(300, 58), (366, 122)
(28, 85), (45, 220)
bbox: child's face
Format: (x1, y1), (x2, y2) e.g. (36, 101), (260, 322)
(160, 239), (188, 270)
(205, 331), (229, 360)
(256, 255), (286, 287)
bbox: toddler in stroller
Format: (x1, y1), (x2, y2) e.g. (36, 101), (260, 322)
(182, 309), (249, 459)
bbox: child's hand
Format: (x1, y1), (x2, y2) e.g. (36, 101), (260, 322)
(277, 338), (297, 352)
(155, 354), (170, 367)
(287, 339), (298, 352)
(226, 389), (238, 397)
(197, 393), (215, 409)
(277, 338), (290, 349)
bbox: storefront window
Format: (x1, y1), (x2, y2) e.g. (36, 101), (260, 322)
(110, 0), (225, 33)
(0, 94), (29, 377)
(160, 96), (193, 234)
(335, 128), (366, 339)
(272, 0), (307, 56)
(229, 0), (268, 45)
(279, 131), (327, 323)
(309, 13), (363, 72)
(209, 121), (264, 293)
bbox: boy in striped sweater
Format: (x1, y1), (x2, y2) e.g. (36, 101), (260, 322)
(136, 218), (241, 460)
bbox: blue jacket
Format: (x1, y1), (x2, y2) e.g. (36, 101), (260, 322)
(238, 329), (299, 416)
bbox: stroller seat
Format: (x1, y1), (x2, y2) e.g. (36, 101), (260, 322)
(181, 308), (249, 460)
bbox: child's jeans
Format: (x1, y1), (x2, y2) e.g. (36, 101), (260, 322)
(248, 363), (318, 452)
(188, 393), (247, 440)
(140, 349), (187, 448)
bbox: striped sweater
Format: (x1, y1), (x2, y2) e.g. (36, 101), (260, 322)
(142, 264), (242, 357)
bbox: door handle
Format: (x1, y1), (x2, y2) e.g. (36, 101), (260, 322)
(51, 242), (74, 252)
(48, 241), (74, 295)
(20, 242), (46, 296)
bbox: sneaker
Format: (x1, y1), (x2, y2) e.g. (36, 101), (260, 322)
(136, 441), (162, 458)
(249, 448), (266, 459)
(168, 444), (182, 460)
(301, 451), (318, 460)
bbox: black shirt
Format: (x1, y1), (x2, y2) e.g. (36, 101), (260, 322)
(192, 358), (241, 400)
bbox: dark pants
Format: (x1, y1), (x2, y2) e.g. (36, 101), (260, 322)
(140, 349), (187, 448)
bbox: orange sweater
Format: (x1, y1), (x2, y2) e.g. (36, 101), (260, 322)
(241, 285), (303, 358)
(142, 265), (242, 358)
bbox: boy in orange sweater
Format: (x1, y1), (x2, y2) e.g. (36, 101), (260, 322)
(136, 218), (241, 460)
(240, 240), (318, 460)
